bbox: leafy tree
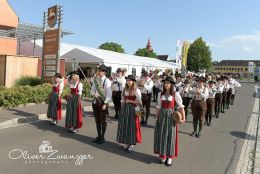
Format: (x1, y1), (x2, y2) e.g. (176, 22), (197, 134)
(134, 48), (157, 58)
(187, 37), (212, 72)
(98, 42), (125, 53)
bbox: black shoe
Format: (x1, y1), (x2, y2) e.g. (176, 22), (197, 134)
(216, 114), (219, 118)
(196, 132), (201, 138)
(221, 110), (225, 113)
(144, 121), (148, 126)
(92, 137), (100, 143)
(123, 145), (130, 151)
(190, 132), (197, 137)
(140, 119), (145, 125)
(97, 137), (105, 144)
(207, 122), (211, 126)
(204, 122), (207, 126)
(114, 115), (119, 119)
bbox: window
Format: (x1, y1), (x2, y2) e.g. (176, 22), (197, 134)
(245, 68), (248, 71)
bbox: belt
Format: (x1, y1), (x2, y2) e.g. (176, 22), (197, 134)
(142, 93), (152, 95)
(193, 99), (205, 101)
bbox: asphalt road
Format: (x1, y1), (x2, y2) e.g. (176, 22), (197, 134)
(0, 83), (256, 174)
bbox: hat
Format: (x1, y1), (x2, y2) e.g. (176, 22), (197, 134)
(162, 76), (175, 84)
(98, 64), (107, 72)
(71, 71), (80, 76)
(183, 79), (190, 84)
(217, 78), (223, 81)
(142, 71), (149, 76)
(54, 73), (62, 79)
(175, 74), (181, 78)
(116, 68), (122, 73)
(196, 77), (207, 82)
(125, 75), (136, 82)
(223, 76), (228, 80)
(208, 80), (216, 84)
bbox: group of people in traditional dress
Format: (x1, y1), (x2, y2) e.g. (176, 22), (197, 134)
(46, 64), (241, 167)
(47, 71), (83, 133)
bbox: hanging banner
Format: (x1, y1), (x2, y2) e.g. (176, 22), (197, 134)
(181, 41), (190, 68)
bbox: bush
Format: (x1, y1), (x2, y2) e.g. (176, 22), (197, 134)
(15, 76), (41, 86)
(0, 81), (91, 109)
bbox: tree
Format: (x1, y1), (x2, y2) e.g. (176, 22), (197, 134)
(134, 48), (157, 58)
(98, 42), (125, 53)
(187, 37), (212, 72)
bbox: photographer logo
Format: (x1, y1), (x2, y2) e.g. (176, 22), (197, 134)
(8, 141), (93, 166)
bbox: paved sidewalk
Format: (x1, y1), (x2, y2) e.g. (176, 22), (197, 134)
(235, 83), (260, 174)
(253, 83), (260, 174)
(0, 100), (92, 129)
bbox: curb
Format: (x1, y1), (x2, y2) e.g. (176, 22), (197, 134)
(254, 85), (260, 174)
(0, 106), (93, 129)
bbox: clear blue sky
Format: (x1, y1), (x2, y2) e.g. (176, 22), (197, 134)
(8, 0), (260, 61)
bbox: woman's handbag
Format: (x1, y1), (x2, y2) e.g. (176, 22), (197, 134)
(172, 111), (182, 123)
(135, 105), (145, 117)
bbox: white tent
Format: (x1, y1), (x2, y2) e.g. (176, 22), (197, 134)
(19, 40), (178, 76)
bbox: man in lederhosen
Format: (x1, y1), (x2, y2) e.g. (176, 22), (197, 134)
(179, 79), (192, 120)
(112, 68), (126, 119)
(139, 71), (154, 126)
(221, 76), (229, 113)
(91, 65), (112, 144)
(214, 77), (224, 118)
(229, 76), (241, 105)
(205, 80), (216, 126)
(190, 77), (208, 138)
(175, 74), (183, 92)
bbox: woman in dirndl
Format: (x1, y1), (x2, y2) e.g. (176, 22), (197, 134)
(154, 76), (185, 167)
(65, 71), (83, 133)
(47, 73), (64, 125)
(117, 75), (142, 152)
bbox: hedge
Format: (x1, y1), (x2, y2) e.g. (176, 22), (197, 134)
(15, 76), (41, 86)
(0, 81), (91, 109)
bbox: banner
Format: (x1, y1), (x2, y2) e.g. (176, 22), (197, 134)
(181, 41), (190, 68)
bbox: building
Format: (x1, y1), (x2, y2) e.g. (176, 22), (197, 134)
(0, 0), (18, 55)
(0, 0), (70, 87)
(213, 60), (260, 77)
(20, 40), (179, 78)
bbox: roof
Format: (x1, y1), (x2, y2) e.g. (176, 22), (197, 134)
(0, 22), (73, 42)
(19, 40), (178, 69)
(157, 55), (169, 61)
(215, 60), (260, 66)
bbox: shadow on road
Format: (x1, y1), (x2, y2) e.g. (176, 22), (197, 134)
(230, 131), (256, 140)
(30, 120), (158, 165)
(178, 130), (191, 136)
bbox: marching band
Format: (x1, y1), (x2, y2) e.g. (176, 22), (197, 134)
(46, 64), (241, 167)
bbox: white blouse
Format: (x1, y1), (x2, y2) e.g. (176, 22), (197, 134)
(53, 81), (64, 95)
(69, 82), (83, 96)
(120, 88), (142, 103)
(156, 92), (184, 109)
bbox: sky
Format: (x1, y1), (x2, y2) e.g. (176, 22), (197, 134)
(7, 0), (260, 61)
